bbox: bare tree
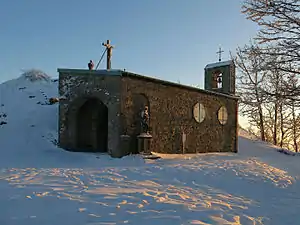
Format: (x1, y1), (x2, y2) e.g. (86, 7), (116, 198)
(284, 73), (300, 152)
(262, 52), (288, 145)
(278, 100), (292, 148)
(242, 0), (300, 76)
(234, 43), (268, 141)
(290, 102), (299, 152)
(237, 0), (300, 151)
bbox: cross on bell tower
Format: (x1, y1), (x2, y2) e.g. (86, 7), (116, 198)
(216, 47), (224, 62)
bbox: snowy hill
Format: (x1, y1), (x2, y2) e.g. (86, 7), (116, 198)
(0, 72), (300, 225)
(0, 71), (63, 167)
(0, 70), (144, 168)
(238, 125), (258, 140)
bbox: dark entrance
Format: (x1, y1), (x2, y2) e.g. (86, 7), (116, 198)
(76, 98), (108, 152)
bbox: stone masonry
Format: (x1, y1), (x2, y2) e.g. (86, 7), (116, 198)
(58, 69), (123, 157)
(57, 68), (238, 157)
(121, 73), (238, 155)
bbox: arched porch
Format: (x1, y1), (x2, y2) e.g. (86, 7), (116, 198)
(68, 97), (109, 152)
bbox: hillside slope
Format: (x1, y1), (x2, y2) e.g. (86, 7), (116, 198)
(0, 72), (144, 168)
(0, 73), (299, 225)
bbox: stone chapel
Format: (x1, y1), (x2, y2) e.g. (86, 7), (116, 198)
(57, 59), (238, 158)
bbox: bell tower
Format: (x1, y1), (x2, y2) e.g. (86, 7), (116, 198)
(204, 60), (236, 95)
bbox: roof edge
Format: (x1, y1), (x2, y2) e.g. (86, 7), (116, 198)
(205, 60), (234, 69)
(122, 71), (239, 100)
(56, 68), (239, 100)
(57, 68), (123, 75)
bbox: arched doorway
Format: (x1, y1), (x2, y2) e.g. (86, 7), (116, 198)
(76, 98), (108, 152)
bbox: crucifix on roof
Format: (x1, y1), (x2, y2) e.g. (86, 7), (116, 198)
(216, 47), (224, 62)
(102, 40), (114, 70)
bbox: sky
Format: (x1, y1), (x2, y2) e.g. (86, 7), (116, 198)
(0, 0), (258, 84)
(0, 0), (258, 127)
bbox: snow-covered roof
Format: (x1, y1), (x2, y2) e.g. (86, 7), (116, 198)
(57, 68), (239, 99)
(205, 60), (234, 69)
(57, 68), (123, 76)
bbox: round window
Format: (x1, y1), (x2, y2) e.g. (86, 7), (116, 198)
(193, 103), (206, 123)
(218, 106), (228, 125)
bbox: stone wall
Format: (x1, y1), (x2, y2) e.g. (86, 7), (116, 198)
(121, 73), (238, 154)
(57, 69), (238, 157)
(58, 70), (123, 157)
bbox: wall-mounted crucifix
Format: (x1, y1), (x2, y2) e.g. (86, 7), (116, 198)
(102, 40), (114, 70)
(216, 47), (224, 62)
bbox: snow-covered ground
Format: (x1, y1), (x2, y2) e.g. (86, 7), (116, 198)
(0, 71), (299, 225)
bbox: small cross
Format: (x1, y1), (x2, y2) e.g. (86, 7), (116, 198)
(216, 47), (224, 62)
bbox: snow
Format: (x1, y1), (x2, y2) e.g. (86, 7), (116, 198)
(20, 69), (51, 82)
(1, 72), (300, 225)
(57, 68), (123, 76)
(205, 60), (233, 69)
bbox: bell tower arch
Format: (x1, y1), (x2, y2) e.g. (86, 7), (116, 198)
(204, 60), (236, 95)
